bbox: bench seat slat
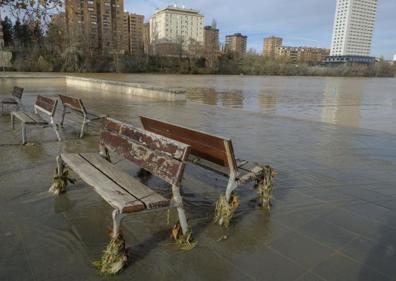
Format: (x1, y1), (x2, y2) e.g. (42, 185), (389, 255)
(80, 153), (169, 209)
(24, 112), (48, 124)
(61, 153), (146, 213)
(13, 112), (48, 125)
(1, 97), (18, 104)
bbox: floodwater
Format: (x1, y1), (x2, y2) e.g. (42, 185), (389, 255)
(79, 73), (396, 134)
(0, 74), (396, 281)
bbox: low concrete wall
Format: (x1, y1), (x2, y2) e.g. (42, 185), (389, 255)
(66, 76), (186, 101)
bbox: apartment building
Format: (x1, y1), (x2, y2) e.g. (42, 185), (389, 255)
(65, 0), (99, 49)
(65, 0), (124, 52)
(204, 25), (219, 53)
(128, 13), (144, 56)
(263, 36), (282, 59)
(330, 0), (377, 56)
(225, 33), (247, 56)
(143, 23), (151, 55)
(276, 46), (330, 64)
(149, 5), (204, 53)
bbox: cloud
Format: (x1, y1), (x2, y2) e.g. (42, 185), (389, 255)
(125, 0), (395, 58)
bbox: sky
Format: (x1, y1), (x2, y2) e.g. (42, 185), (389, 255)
(125, 0), (396, 59)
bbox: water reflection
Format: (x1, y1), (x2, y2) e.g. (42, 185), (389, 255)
(221, 90), (244, 108)
(321, 78), (364, 128)
(258, 92), (277, 111)
(187, 88), (218, 105)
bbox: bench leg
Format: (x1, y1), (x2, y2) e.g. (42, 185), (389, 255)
(21, 123), (26, 145)
(49, 156), (72, 195)
(51, 117), (61, 142)
(225, 173), (238, 203)
(170, 184), (196, 250)
(10, 112), (14, 129)
(112, 209), (125, 239)
(60, 108), (66, 127)
(93, 209), (127, 275)
(214, 173), (239, 228)
(79, 118), (87, 138)
(171, 185), (189, 236)
(256, 166), (275, 211)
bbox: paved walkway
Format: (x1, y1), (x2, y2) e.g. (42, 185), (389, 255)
(1, 86), (396, 281)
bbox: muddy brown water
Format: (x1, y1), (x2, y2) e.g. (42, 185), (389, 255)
(0, 75), (396, 281)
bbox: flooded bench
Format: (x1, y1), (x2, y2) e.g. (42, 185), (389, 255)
(140, 116), (276, 227)
(49, 117), (193, 274)
(59, 95), (106, 138)
(11, 95), (61, 144)
(1, 86), (24, 113)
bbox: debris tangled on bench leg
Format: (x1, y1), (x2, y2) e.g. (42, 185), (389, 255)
(49, 156), (75, 195)
(214, 193), (240, 228)
(93, 209), (127, 275)
(93, 233), (127, 275)
(255, 165), (276, 211)
(170, 221), (196, 250)
(170, 184), (196, 250)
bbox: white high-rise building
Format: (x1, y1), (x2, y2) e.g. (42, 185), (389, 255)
(330, 0), (378, 57)
(150, 5), (204, 48)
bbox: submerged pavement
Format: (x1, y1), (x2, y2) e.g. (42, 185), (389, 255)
(1, 83), (396, 281)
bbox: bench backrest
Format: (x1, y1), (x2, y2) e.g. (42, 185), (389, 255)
(140, 116), (238, 173)
(59, 95), (86, 115)
(101, 118), (191, 186)
(34, 96), (58, 117)
(12, 87), (24, 100)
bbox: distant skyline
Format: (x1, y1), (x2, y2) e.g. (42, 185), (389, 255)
(126, 0), (396, 59)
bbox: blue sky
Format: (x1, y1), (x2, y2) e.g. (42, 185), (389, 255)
(125, 0), (396, 59)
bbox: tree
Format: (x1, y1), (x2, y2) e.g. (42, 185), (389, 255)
(1, 16), (13, 47)
(1, 0), (63, 23)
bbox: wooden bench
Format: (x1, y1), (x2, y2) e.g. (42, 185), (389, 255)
(1, 86), (24, 113)
(140, 116), (276, 225)
(11, 95), (61, 144)
(59, 95), (106, 138)
(49, 118), (192, 273)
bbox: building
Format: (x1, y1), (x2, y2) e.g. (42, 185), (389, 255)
(65, 0), (125, 52)
(128, 13), (144, 56)
(97, 0), (124, 52)
(393, 54), (396, 65)
(276, 46), (330, 64)
(225, 33), (247, 56)
(122, 12), (130, 53)
(204, 25), (219, 53)
(330, 0), (377, 57)
(149, 5), (204, 55)
(263, 36), (282, 59)
(65, 0), (99, 49)
(143, 22), (151, 55)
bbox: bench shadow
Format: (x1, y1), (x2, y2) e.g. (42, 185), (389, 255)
(126, 166), (292, 265)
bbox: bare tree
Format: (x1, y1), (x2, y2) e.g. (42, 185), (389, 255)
(1, 0), (63, 23)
